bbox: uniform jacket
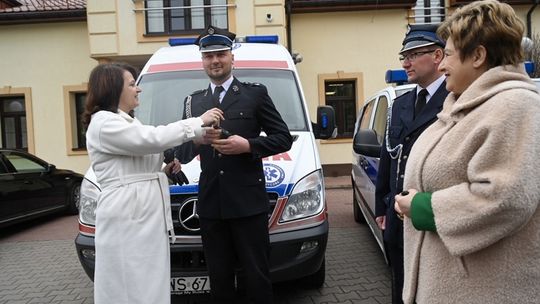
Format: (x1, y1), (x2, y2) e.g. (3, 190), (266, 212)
(402, 65), (540, 304)
(86, 110), (203, 304)
(375, 82), (448, 245)
(175, 77), (293, 219)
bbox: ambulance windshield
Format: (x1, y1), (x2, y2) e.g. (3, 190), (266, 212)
(135, 69), (308, 131)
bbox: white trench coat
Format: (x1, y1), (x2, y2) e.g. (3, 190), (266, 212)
(86, 110), (203, 304)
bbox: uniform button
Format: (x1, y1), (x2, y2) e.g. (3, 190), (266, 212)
(219, 170), (224, 175)
(400, 174), (404, 179)
(405, 136), (410, 141)
(218, 153), (222, 158)
(258, 178), (262, 182)
(403, 155), (408, 159)
(240, 112), (244, 116)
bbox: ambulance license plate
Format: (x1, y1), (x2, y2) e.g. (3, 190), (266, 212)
(171, 276), (210, 294)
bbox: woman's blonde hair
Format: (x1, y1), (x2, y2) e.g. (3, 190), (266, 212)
(437, 0), (524, 68)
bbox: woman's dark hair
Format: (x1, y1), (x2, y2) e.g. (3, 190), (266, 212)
(81, 62), (139, 128)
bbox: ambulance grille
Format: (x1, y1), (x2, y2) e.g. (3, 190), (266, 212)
(171, 192), (279, 236)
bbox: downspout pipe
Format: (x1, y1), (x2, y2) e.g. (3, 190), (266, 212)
(286, 0), (292, 54)
(527, 0), (539, 38)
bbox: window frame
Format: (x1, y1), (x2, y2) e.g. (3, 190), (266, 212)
(0, 87), (34, 154)
(63, 84), (88, 155)
(324, 80), (357, 139)
(317, 71), (364, 144)
(144, 0), (229, 36)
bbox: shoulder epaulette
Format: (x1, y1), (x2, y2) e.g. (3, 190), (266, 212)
(191, 89), (206, 96)
(242, 82), (262, 87)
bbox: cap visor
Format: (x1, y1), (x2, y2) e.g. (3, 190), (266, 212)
(200, 45), (232, 53)
(399, 41), (436, 54)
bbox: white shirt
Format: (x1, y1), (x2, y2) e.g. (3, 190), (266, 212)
(417, 74), (446, 104)
(210, 75), (234, 103)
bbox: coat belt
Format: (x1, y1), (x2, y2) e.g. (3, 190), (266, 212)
(100, 172), (176, 243)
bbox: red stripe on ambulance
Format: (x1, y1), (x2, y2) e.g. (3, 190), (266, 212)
(148, 60), (289, 73)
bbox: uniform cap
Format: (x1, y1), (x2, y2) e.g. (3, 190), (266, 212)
(195, 25), (236, 53)
(399, 24), (445, 54)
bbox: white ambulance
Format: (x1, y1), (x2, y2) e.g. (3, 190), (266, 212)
(75, 35), (336, 295)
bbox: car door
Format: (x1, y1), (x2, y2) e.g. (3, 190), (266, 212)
(353, 94), (390, 215)
(0, 151), (64, 225)
(352, 92), (391, 253)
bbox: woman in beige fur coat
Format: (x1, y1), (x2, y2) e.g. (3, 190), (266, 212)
(394, 1), (540, 303)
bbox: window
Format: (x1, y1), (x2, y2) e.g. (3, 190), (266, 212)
(75, 93), (87, 149)
(412, 0), (445, 24)
(4, 153), (46, 173)
(324, 80), (357, 139)
(64, 85), (87, 155)
(146, 0), (228, 35)
(373, 96), (389, 144)
(0, 96), (27, 150)
(359, 99), (375, 131)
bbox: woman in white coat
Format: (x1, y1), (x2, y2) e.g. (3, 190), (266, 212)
(82, 63), (223, 304)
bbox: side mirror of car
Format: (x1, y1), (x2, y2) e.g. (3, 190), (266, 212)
(46, 164), (56, 172)
(353, 129), (381, 157)
(313, 105), (337, 139)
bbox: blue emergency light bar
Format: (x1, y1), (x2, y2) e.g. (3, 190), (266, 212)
(169, 37), (197, 47)
(168, 35), (279, 47)
(244, 35), (279, 44)
(385, 69), (408, 84)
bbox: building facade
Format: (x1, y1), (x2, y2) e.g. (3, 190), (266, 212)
(1, 0), (539, 175)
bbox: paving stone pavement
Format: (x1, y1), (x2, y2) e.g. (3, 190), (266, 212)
(0, 188), (392, 304)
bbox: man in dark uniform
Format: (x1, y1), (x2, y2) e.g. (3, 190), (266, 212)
(172, 25), (292, 303)
(375, 24), (448, 304)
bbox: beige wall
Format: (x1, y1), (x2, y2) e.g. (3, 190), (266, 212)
(291, 9), (409, 165)
(0, 22), (96, 174)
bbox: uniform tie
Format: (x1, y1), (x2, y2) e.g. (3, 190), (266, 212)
(414, 89), (428, 119)
(212, 86), (224, 106)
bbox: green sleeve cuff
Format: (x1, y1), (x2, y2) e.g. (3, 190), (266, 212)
(410, 192), (437, 232)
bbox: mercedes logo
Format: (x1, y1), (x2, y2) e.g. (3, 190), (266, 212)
(178, 197), (200, 232)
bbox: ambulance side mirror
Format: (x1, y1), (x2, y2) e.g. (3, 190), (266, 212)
(313, 106), (337, 139)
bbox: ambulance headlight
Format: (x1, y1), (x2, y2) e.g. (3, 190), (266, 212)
(280, 170), (324, 222)
(79, 178), (99, 226)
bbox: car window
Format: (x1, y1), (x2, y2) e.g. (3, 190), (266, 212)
(4, 153), (46, 173)
(136, 69), (308, 131)
(373, 95), (389, 144)
(358, 99), (375, 131)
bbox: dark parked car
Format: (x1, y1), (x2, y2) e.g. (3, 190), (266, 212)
(0, 149), (83, 228)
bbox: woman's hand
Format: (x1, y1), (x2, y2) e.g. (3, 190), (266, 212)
(394, 189), (418, 219)
(200, 108), (224, 127)
(163, 158), (181, 176)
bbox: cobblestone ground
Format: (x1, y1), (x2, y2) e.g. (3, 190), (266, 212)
(0, 187), (391, 304)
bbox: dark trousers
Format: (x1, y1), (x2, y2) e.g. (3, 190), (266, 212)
(386, 239), (404, 304)
(200, 213), (273, 304)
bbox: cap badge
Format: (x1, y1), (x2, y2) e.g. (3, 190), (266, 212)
(208, 27), (215, 35)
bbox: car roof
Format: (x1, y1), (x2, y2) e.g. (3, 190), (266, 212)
(141, 43), (295, 75)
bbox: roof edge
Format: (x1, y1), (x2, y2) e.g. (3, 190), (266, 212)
(0, 9), (86, 25)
